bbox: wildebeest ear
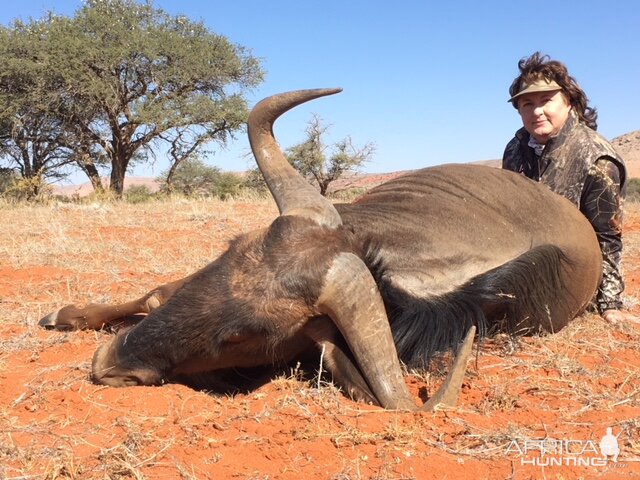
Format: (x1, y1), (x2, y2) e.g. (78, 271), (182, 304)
(248, 89), (343, 229)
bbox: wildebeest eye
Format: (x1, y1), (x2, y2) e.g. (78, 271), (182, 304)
(224, 332), (250, 344)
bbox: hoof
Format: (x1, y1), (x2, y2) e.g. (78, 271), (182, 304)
(39, 311), (61, 330)
(38, 306), (83, 331)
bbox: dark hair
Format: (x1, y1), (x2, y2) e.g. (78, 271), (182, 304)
(509, 52), (598, 130)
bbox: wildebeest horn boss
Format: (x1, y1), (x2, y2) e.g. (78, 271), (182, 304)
(39, 89), (602, 411)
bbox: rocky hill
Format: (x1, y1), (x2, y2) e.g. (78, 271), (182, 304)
(612, 130), (640, 178)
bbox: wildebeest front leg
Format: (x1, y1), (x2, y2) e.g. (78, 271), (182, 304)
(304, 316), (379, 405)
(39, 273), (197, 331)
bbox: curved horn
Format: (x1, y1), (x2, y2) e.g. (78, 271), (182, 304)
(248, 89), (343, 228)
(316, 252), (475, 411)
(421, 324), (475, 411)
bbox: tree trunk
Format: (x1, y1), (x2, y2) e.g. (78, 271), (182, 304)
(76, 158), (105, 194)
(109, 152), (128, 197)
(319, 180), (329, 197)
(164, 159), (182, 192)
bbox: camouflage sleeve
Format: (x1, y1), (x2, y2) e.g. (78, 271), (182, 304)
(580, 158), (625, 312)
(502, 137), (520, 171)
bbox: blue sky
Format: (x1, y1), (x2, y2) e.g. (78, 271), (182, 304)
(1, 1), (639, 183)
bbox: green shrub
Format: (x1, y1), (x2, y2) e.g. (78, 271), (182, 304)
(159, 159), (242, 199)
(241, 168), (269, 194)
(0, 172), (53, 202)
(124, 184), (155, 204)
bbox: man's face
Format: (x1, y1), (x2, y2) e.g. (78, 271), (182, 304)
(517, 90), (572, 144)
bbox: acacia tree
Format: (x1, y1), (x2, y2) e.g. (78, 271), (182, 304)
(0, 0), (263, 196)
(0, 19), (78, 197)
(286, 114), (375, 196)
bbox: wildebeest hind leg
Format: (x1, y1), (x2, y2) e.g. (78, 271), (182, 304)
(39, 273), (197, 331)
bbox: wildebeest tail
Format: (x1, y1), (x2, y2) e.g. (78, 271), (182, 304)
(387, 244), (572, 369)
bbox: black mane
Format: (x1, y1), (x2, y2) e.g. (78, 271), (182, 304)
(367, 244), (571, 368)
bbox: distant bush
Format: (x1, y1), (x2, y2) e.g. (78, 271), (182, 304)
(159, 159), (242, 199)
(0, 172), (53, 202)
(241, 168), (269, 195)
(626, 178), (640, 202)
(330, 187), (368, 202)
(124, 184), (155, 204)
(0, 168), (17, 194)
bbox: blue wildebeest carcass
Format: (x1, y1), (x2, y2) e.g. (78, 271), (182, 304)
(39, 89), (602, 411)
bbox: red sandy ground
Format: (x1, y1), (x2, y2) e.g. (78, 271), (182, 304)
(0, 198), (639, 480)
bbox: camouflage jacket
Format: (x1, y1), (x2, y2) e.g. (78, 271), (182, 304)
(502, 112), (627, 312)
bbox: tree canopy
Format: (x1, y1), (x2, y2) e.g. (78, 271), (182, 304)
(0, 17), (76, 197)
(0, 0), (264, 196)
